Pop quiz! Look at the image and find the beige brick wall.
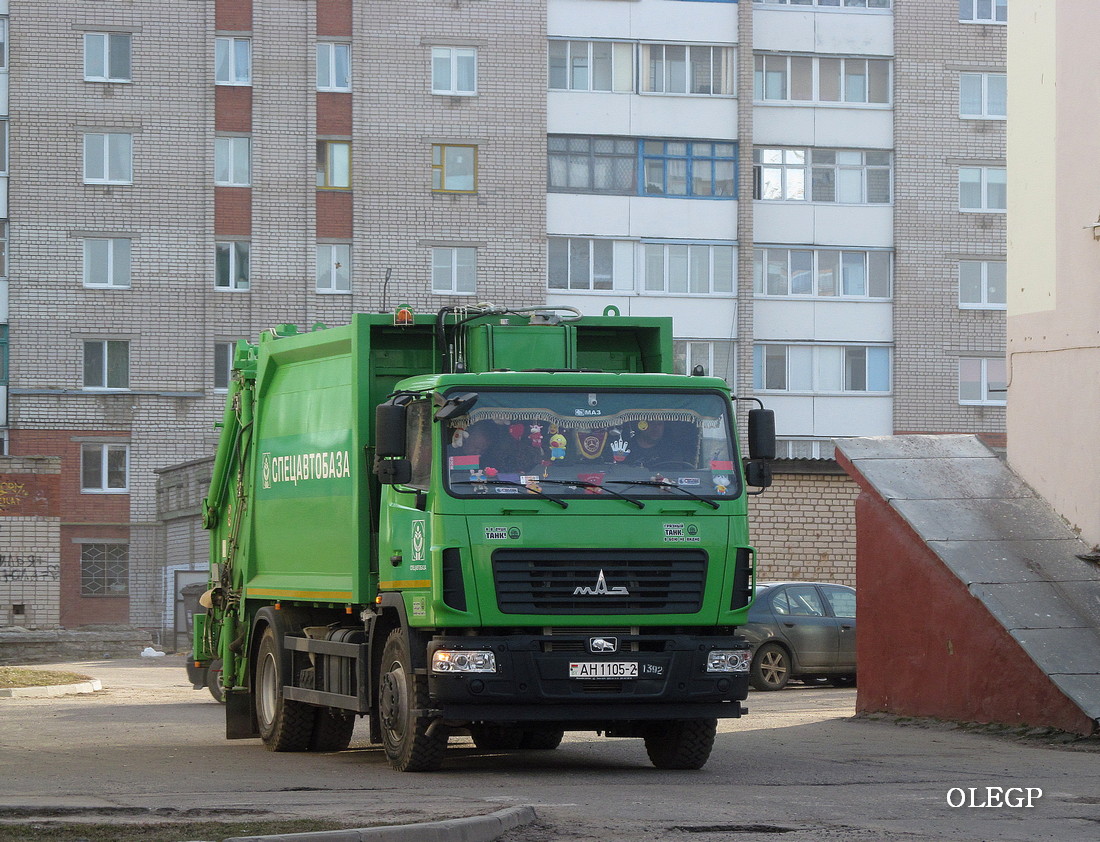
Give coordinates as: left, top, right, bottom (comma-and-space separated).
748, 467, 858, 588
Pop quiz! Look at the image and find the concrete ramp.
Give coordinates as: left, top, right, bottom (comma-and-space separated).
836, 435, 1100, 736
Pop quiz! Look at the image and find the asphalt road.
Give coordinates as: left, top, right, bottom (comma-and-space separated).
1, 655, 1098, 841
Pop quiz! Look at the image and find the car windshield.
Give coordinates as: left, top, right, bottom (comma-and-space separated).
443, 388, 741, 499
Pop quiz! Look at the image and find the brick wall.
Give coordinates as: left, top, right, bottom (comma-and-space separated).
748, 464, 859, 588
0, 457, 62, 629
892, 0, 1007, 434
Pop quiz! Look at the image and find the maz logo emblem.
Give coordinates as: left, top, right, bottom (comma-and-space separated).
573, 569, 629, 596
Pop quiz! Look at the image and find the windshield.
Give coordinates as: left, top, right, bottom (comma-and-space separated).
443, 389, 741, 500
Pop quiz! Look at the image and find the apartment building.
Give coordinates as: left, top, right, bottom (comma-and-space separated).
0, 0, 1006, 634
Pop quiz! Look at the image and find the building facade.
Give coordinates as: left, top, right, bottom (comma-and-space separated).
0, 0, 1006, 635
1007, 0, 1100, 545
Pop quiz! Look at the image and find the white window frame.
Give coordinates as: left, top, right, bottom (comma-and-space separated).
84, 32, 132, 83
643, 242, 736, 295
83, 133, 133, 185
958, 260, 1006, 309
214, 342, 235, 391
754, 247, 892, 299
0, 222, 8, 279
0, 121, 8, 176
215, 36, 251, 86
548, 237, 634, 292
215, 241, 250, 291
753, 53, 890, 105
960, 72, 1006, 119
754, 343, 891, 394
83, 340, 130, 391
317, 42, 351, 92
549, 40, 634, 93
317, 140, 351, 189
80, 444, 130, 493
755, 0, 891, 8
0, 20, 8, 71
959, 357, 1007, 405
83, 238, 132, 289
959, 166, 1006, 212
775, 438, 838, 460
431, 247, 476, 295
640, 44, 736, 97
432, 46, 477, 96
316, 244, 351, 294
959, 0, 1007, 24
674, 339, 737, 387
754, 147, 891, 204
214, 136, 251, 187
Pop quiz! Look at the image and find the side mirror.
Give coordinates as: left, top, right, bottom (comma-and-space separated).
748, 408, 776, 461
745, 460, 773, 489
375, 402, 408, 458
375, 458, 412, 486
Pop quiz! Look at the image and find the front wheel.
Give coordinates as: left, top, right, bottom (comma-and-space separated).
750, 643, 791, 691
378, 629, 446, 772
643, 719, 717, 770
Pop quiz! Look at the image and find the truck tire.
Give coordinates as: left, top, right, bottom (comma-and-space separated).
378, 629, 445, 772
469, 724, 525, 750
255, 626, 315, 751
207, 659, 225, 703
311, 708, 356, 752
520, 729, 565, 750
643, 719, 717, 770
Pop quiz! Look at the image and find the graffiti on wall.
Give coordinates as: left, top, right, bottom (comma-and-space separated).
0, 482, 31, 512
0, 555, 60, 582
0, 474, 58, 517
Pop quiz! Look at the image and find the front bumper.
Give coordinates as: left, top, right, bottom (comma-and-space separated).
427, 633, 749, 723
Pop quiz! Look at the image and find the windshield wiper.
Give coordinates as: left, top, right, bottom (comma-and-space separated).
452, 480, 568, 508
605, 479, 721, 509
535, 479, 645, 509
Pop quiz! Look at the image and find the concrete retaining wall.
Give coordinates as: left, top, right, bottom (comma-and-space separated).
0, 627, 153, 665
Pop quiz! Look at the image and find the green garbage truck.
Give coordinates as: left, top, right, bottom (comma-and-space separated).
189, 304, 775, 771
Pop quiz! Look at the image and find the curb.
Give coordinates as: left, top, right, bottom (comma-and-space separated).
0, 679, 102, 698
223, 805, 538, 842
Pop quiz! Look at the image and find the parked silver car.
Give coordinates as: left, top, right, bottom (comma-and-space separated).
740, 582, 857, 691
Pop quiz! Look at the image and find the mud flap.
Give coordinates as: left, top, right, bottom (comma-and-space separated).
225, 689, 259, 739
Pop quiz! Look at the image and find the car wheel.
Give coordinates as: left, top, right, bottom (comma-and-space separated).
750, 643, 791, 691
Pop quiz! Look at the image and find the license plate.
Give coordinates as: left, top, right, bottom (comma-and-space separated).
569, 661, 638, 679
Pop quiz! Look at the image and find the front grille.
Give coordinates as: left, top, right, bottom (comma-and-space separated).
492, 549, 707, 615
542, 627, 638, 653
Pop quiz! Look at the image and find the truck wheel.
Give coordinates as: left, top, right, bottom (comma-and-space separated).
378, 629, 445, 772
311, 709, 356, 752
643, 719, 717, 770
255, 626, 315, 751
469, 724, 525, 750
520, 729, 564, 750
207, 659, 225, 703
750, 643, 791, 691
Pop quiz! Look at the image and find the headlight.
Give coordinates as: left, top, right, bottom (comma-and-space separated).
706, 650, 751, 673
431, 650, 497, 673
